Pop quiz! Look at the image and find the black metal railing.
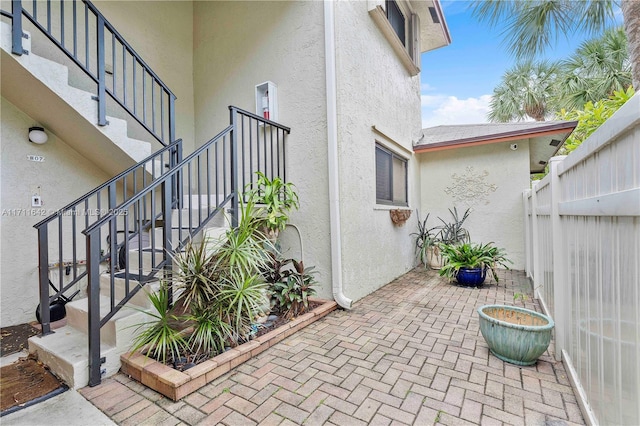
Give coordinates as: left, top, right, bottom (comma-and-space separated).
33, 140, 182, 335
81, 106, 289, 386
1, 0, 176, 145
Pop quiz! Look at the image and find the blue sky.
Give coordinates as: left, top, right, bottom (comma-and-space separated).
420, 0, 622, 128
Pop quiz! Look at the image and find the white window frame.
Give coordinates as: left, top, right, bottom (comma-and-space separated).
375, 142, 409, 207
369, 0, 421, 75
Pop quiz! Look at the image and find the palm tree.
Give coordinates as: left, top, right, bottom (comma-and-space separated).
622, 1, 640, 88
555, 27, 632, 110
488, 60, 559, 122
470, 0, 640, 90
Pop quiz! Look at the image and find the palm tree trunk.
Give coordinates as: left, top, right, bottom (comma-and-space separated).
622, 0, 640, 90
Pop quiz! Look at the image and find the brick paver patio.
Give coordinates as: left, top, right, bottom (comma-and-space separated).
80, 268, 585, 425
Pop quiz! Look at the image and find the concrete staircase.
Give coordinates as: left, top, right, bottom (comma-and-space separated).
0, 21, 153, 176
28, 199, 231, 389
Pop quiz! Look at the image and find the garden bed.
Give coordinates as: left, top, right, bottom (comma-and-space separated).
120, 298, 337, 400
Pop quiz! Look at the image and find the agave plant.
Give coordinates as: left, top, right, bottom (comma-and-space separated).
438, 242, 512, 283
129, 283, 187, 364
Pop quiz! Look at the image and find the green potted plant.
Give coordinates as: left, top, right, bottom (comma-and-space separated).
246, 172, 299, 241
412, 208, 471, 269
438, 242, 512, 286
412, 212, 441, 269
437, 207, 471, 246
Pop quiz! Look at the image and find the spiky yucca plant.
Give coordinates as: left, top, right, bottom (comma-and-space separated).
172, 239, 219, 311
129, 283, 187, 364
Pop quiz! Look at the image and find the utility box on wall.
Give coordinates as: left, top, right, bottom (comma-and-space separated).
255, 81, 278, 122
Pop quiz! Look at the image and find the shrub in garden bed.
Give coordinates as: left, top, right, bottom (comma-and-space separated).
128, 176, 321, 373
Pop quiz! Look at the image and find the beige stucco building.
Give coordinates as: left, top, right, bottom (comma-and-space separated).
415, 121, 577, 270
1, 0, 451, 327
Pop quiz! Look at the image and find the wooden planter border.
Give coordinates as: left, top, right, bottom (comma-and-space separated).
120, 298, 338, 400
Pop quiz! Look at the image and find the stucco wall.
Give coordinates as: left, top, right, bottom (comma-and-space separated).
193, 1, 333, 298
94, 0, 195, 154
1, 97, 110, 326
417, 141, 531, 270
25, 1, 196, 153
333, 1, 423, 301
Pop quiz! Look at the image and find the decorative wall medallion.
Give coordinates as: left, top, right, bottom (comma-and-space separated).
444, 167, 497, 207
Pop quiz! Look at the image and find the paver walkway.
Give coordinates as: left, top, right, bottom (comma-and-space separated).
80, 268, 585, 425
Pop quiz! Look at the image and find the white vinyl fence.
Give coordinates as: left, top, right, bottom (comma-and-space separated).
523, 94, 640, 426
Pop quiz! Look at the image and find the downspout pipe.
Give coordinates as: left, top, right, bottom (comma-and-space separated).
324, 0, 352, 309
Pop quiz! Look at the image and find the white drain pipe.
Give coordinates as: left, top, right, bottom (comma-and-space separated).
324, 0, 352, 309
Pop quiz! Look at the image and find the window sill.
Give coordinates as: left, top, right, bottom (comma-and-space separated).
369, 6, 420, 77
374, 204, 411, 211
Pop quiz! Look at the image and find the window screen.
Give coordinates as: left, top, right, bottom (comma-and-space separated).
376, 144, 407, 206
386, 0, 406, 46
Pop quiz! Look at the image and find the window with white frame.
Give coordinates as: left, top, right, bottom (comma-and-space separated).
386, 0, 406, 46
370, 0, 421, 75
375, 143, 408, 206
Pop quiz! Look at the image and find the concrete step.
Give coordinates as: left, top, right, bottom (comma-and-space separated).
126, 246, 165, 276
171, 195, 230, 228
28, 326, 118, 389
99, 273, 161, 309
65, 295, 152, 349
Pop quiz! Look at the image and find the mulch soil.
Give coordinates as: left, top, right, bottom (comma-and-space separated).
0, 354, 66, 414
0, 324, 40, 357
164, 302, 323, 371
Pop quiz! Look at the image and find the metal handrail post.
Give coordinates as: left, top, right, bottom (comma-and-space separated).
11, 0, 23, 55
161, 181, 173, 304
96, 14, 107, 126
169, 95, 176, 146
87, 229, 102, 386
230, 107, 239, 227
37, 224, 52, 335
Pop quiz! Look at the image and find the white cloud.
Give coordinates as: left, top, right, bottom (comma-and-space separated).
420, 82, 435, 92
422, 94, 492, 128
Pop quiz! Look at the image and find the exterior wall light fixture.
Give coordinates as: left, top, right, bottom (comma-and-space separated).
28, 127, 48, 144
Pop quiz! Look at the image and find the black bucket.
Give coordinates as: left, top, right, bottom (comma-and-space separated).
35, 279, 79, 324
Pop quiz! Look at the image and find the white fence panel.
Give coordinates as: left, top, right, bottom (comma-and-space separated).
524, 93, 640, 425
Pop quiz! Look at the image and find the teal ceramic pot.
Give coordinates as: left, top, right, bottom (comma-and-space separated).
478, 305, 554, 366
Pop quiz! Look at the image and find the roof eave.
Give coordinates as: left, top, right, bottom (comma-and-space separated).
414, 121, 578, 154
415, 0, 451, 53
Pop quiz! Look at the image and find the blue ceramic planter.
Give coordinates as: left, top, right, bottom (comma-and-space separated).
478, 305, 554, 366
456, 267, 487, 286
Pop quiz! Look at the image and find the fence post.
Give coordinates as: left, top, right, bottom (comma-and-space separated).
230, 107, 239, 228
96, 15, 107, 126
549, 156, 567, 361
523, 190, 532, 279
87, 229, 102, 386
11, 0, 24, 55
530, 180, 541, 295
